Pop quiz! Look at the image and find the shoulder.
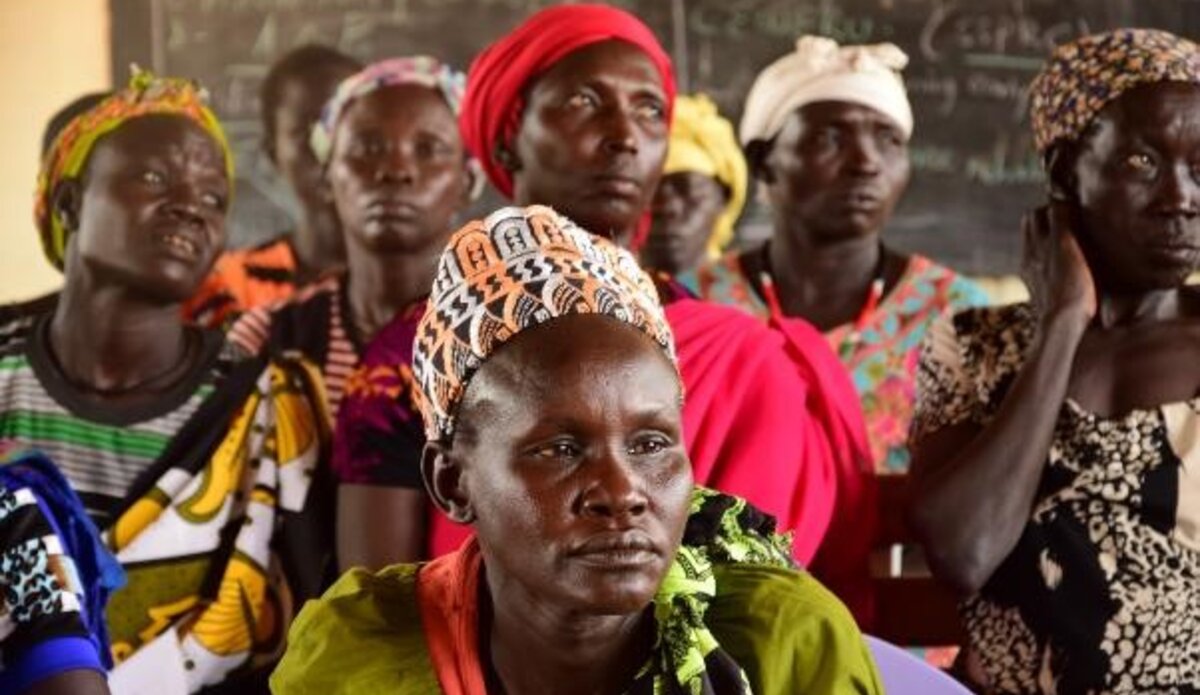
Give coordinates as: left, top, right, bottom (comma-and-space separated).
0, 315, 37, 359
686, 250, 770, 319
907, 255, 990, 310
708, 564, 883, 695
271, 564, 438, 694
227, 277, 338, 358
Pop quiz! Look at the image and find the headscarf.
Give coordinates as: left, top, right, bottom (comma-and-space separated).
663, 94, 747, 259
413, 204, 676, 441
35, 68, 232, 271
310, 56, 468, 165
1028, 28, 1200, 155
739, 35, 912, 145
459, 3, 676, 199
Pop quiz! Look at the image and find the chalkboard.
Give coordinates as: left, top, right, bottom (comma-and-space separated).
111, 0, 1200, 274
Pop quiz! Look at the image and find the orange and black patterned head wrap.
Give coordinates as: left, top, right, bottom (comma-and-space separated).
412, 205, 676, 441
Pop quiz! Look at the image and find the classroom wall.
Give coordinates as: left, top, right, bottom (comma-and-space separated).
0, 0, 111, 303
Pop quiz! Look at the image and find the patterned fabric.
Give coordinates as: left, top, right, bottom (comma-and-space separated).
663, 94, 747, 259
0, 316, 220, 524
311, 56, 467, 165
272, 489, 886, 695
0, 448, 119, 693
414, 205, 676, 441
183, 236, 301, 328
686, 253, 987, 473
739, 35, 912, 145
227, 273, 360, 419
0, 318, 334, 692
1028, 29, 1200, 154
35, 67, 233, 270
459, 3, 676, 199
911, 303, 1200, 693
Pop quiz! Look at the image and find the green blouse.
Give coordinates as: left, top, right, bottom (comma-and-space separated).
271, 561, 882, 694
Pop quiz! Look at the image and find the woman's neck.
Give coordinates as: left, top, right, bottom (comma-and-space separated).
342, 240, 439, 345
1095, 286, 1190, 329
484, 574, 654, 695
48, 274, 191, 396
766, 226, 895, 330
290, 208, 346, 282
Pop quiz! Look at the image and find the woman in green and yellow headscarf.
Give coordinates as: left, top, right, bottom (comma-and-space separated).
5, 68, 333, 693
644, 94, 747, 276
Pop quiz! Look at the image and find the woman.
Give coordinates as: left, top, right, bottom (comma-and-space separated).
643, 94, 747, 276
2, 71, 330, 693
0, 446, 122, 695
271, 205, 882, 694
337, 4, 875, 622
688, 36, 987, 474
228, 57, 475, 571
909, 29, 1200, 692
184, 45, 362, 326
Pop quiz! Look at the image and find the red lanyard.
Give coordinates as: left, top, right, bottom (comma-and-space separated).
760, 271, 884, 359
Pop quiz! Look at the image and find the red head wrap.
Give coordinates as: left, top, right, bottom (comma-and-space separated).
460, 3, 676, 202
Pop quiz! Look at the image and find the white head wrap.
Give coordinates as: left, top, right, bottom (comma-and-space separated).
739, 36, 913, 145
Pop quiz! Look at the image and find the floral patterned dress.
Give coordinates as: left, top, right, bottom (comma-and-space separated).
687, 253, 988, 473
911, 303, 1200, 693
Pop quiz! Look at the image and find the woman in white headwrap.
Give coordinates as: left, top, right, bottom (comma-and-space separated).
688, 36, 987, 475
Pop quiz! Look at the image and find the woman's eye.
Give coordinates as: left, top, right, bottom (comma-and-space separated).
200, 192, 224, 210
532, 441, 581, 460
141, 170, 165, 186
636, 101, 666, 121
629, 435, 671, 457
1126, 153, 1156, 172
566, 92, 598, 109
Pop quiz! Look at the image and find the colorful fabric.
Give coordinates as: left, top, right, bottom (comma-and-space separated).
183, 236, 301, 328
739, 36, 912, 145
664, 94, 747, 260
271, 488, 883, 695
0, 317, 334, 692
311, 56, 468, 165
35, 68, 233, 271
0, 448, 122, 694
413, 205, 676, 441
459, 3, 676, 199
912, 304, 1200, 693
1028, 29, 1200, 154
686, 253, 988, 473
227, 274, 360, 419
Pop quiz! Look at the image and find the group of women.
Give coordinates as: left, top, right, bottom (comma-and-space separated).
0, 4, 1197, 694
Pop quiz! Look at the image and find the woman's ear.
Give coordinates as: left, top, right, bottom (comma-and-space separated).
743, 139, 776, 185
421, 441, 475, 524
1045, 143, 1078, 204
493, 142, 521, 174
52, 178, 83, 233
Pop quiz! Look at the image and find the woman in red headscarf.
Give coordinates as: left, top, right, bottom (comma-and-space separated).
335, 4, 876, 623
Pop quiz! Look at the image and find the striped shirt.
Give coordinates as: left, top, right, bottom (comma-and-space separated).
228, 275, 360, 417
0, 316, 233, 526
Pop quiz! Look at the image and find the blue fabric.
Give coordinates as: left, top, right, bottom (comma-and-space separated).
0, 449, 125, 669
0, 636, 106, 694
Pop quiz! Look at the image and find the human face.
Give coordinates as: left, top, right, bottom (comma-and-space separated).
511, 41, 669, 244
446, 315, 691, 615
327, 84, 469, 255
268, 65, 356, 214
646, 171, 727, 274
760, 101, 909, 243
66, 114, 229, 302
1070, 82, 1200, 291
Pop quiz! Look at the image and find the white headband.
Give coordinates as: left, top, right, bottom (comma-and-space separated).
739, 35, 913, 145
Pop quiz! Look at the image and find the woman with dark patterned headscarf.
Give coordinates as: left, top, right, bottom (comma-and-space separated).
272, 205, 882, 694
910, 29, 1200, 693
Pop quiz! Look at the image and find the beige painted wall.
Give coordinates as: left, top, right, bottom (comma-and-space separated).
0, 0, 110, 302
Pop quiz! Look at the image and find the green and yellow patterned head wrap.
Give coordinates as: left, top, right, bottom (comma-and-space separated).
34, 68, 234, 271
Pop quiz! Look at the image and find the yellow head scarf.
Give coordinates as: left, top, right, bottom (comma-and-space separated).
663, 94, 747, 260
34, 68, 233, 271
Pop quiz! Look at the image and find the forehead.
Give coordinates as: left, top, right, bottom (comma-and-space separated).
1086, 82, 1200, 146
87, 114, 225, 173
337, 83, 455, 133
530, 40, 664, 96
277, 64, 357, 112
794, 100, 903, 131
458, 316, 679, 422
